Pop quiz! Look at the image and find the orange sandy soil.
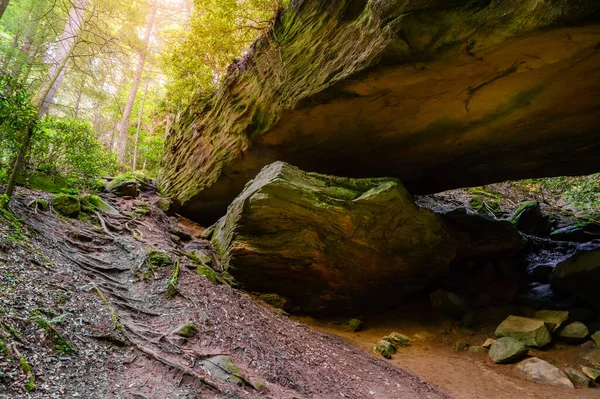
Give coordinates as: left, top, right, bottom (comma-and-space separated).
296, 305, 600, 399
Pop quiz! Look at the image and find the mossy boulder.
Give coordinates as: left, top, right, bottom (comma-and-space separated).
582, 367, 600, 383
533, 310, 569, 332
51, 194, 80, 218
511, 202, 555, 236
107, 176, 138, 197
551, 222, 600, 243
565, 367, 594, 388
146, 250, 173, 268
488, 337, 528, 364
199, 356, 244, 386
80, 194, 119, 215
385, 332, 411, 348
557, 322, 589, 342
373, 340, 396, 359
210, 162, 457, 314
36, 199, 49, 211
174, 322, 198, 338
495, 315, 551, 348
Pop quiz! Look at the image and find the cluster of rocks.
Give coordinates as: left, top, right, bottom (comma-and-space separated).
372, 333, 412, 359
472, 311, 600, 389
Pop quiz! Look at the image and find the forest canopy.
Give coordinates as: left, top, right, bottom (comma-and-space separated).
0, 0, 285, 199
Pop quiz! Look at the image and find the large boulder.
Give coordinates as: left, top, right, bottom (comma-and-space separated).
551, 242, 600, 306
515, 358, 574, 389
158, 0, 600, 224
557, 322, 589, 342
533, 310, 569, 332
495, 316, 551, 348
510, 202, 555, 236
488, 337, 528, 364
210, 162, 457, 314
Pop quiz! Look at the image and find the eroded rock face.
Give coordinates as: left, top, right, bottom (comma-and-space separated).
159, 0, 600, 223
210, 162, 456, 314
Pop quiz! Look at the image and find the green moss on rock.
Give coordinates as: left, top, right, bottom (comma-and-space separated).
51, 194, 80, 218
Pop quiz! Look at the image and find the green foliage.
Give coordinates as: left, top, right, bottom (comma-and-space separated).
30, 117, 117, 190
0, 75, 36, 172
0, 198, 24, 242
519, 174, 600, 219
162, 0, 288, 108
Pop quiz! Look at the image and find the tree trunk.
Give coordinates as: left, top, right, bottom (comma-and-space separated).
74, 73, 87, 118
116, 0, 158, 164
0, 0, 10, 21
36, 0, 89, 114
4, 0, 89, 202
132, 79, 150, 171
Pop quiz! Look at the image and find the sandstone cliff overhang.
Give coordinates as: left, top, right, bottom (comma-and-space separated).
159, 0, 600, 224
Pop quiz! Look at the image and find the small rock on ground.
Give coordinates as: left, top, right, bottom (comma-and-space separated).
515, 357, 574, 389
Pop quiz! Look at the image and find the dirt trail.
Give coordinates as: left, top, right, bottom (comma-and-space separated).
0, 188, 451, 399
298, 307, 600, 399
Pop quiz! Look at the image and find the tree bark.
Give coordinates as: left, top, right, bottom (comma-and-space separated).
116, 0, 158, 164
0, 0, 10, 21
132, 79, 150, 171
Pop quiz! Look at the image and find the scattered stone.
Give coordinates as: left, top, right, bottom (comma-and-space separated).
51, 194, 80, 218
373, 340, 396, 359
155, 197, 179, 215
453, 340, 469, 352
565, 367, 594, 387
107, 179, 138, 197
585, 349, 600, 368
511, 201, 554, 236
348, 319, 363, 332
199, 356, 244, 386
551, 241, 600, 307
533, 310, 569, 332
557, 322, 589, 342
488, 337, 528, 364
210, 162, 457, 314
36, 199, 49, 211
174, 322, 198, 338
134, 207, 150, 216
430, 289, 468, 318
515, 357, 574, 389
385, 333, 411, 347
80, 194, 119, 215
468, 346, 488, 356
170, 234, 181, 243
482, 338, 495, 349
495, 315, 551, 348
582, 366, 600, 383
592, 331, 600, 347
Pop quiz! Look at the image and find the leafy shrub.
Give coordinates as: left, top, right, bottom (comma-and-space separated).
28, 117, 117, 190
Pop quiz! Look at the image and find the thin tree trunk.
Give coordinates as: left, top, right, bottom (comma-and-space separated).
74, 73, 87, 117
5, 0, 88, 202
132, 79, 150, 171
37, 0, 88, 114
0, 0, 10, 22
116, 0, 158, 164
